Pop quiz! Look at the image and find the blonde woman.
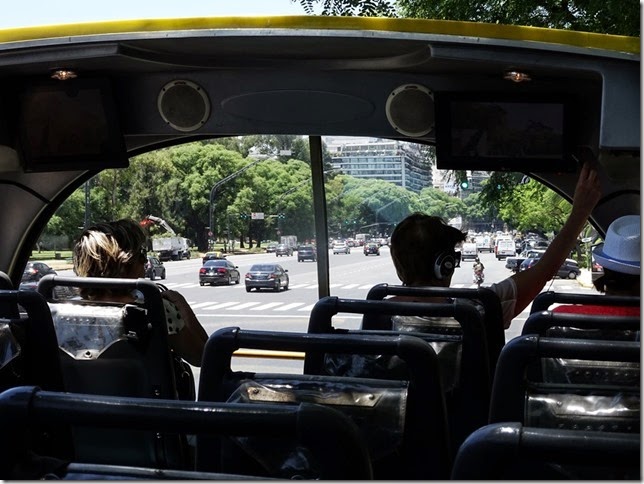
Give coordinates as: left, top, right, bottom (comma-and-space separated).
73, 219, 208, 366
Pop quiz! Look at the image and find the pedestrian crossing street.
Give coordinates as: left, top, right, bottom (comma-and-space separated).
165, 281, 580, 314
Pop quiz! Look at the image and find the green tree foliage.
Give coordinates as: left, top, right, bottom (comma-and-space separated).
295, 0, 638, 36
498, 179, 571, 232
397, 0, 639, 36
295, 0, 396, 16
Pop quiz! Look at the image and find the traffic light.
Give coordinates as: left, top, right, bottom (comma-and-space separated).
460, 180, 469, 189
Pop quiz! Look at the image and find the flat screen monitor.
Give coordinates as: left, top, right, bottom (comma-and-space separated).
18, 78, 129, 172
435, 92, 575, 172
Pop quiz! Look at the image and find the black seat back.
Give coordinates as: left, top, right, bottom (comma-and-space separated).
0, 290, 72, 460
490, 335, 640, 434
0, 386, 372, 480
198, 327, 449, 479
365, 283, 505, 371
523, 310, 640, 341
452, 422, 640, 480
37, 275, 185, 469
531, 290, 640, 314
306, 295, 491, 454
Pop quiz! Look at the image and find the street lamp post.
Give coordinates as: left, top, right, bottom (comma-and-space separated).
208, 158, 264, 247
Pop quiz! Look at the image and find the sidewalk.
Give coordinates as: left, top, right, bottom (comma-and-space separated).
42, 259, 74, 271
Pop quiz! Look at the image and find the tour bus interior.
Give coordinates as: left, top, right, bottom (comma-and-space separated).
0, 17, 638, 480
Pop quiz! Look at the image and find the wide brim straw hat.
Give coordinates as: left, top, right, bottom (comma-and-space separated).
592, 215, 640, 275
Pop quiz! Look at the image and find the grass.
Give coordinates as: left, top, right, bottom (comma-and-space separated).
30, 250, 73, 261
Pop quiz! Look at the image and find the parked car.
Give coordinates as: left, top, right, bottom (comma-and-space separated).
19, 261, 57, 290
505, 249, 547, 273
298, 245, 316, 262
519, 257, 581, 279
144, 256, 166, 280
265, 243, 278, 253
199, 259, 240, 286
332, 242, 350, 254
202, 251, 226, 263
363, 243, 380, 256
245, 263, 289, 292
275, 244, 293, 257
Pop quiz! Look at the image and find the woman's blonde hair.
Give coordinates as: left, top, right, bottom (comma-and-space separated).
74, 219, 147, 297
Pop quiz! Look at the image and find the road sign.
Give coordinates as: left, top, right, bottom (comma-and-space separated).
251, 212, 265, 220
208, 231, 213, 237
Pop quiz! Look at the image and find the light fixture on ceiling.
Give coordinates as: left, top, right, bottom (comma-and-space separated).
50, 69, 78, 81
503, 70, 531, 83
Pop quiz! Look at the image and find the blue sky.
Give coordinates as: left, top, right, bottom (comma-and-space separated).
0, 0, 308, 28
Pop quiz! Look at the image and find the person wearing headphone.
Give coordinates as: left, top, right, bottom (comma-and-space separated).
389, 161, 602, 330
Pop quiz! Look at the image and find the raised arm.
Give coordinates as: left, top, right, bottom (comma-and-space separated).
509, 160, 602, 318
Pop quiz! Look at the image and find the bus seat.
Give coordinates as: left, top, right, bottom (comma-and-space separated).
0, 290, 72, 461
0, 271, 19, 318
37, 275, 188, 469
306, 295, 491, 455
365, 283, 505, 371
522, 310, 640, 341
490, 335, 640, 434
0, 386, 370, 480
530, 290, 640, 314
198, 327, 450, 480
451, 422, 640, 480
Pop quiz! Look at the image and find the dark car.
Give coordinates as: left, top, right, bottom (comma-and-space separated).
245, 264, 289, 292
520, 257, 581, 279
298, 245, 316, 262
363, 243, 380, 256
199, 259, 240, 286
275, 244, 293, 257
145, 256, 166, 280
19, 261, 57, 290
505, 249, 546, 273
202, 251, 226, 264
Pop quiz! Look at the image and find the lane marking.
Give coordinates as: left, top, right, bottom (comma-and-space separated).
251, 302, 283, 311
202, 301, 240, 310
191, 301, 218, 309
225, 302, 262, 310
274, 303, 306, 311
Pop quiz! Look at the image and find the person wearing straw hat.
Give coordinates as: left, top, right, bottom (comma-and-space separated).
555, 214, 640, 315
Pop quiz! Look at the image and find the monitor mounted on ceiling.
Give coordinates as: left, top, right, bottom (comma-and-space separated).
17, 78, 129, 172
434, 92, 576, 173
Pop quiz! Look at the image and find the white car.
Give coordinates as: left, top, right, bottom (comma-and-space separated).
332, 243, 350, 254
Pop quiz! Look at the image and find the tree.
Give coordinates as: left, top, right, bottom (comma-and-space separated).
397, 0, 639, 36
295, 0, 639, 36
295, 0, 396, 16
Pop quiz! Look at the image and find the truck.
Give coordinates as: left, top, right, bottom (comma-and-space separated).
141, 215, 191, 261
152, 236, 191, 261
354, 233, 370, 246
475, 235, 493, 253
280, 235, 298, 250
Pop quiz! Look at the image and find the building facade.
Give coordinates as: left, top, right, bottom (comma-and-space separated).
328, 138, 432, 193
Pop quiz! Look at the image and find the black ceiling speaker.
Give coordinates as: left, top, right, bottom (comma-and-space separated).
385, 83, 434, 137
157, 80, 210, 132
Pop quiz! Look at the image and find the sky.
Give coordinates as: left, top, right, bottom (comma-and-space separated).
0, 0, 308, 29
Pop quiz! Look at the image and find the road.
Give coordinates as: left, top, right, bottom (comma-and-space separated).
61, 246, 596, 382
